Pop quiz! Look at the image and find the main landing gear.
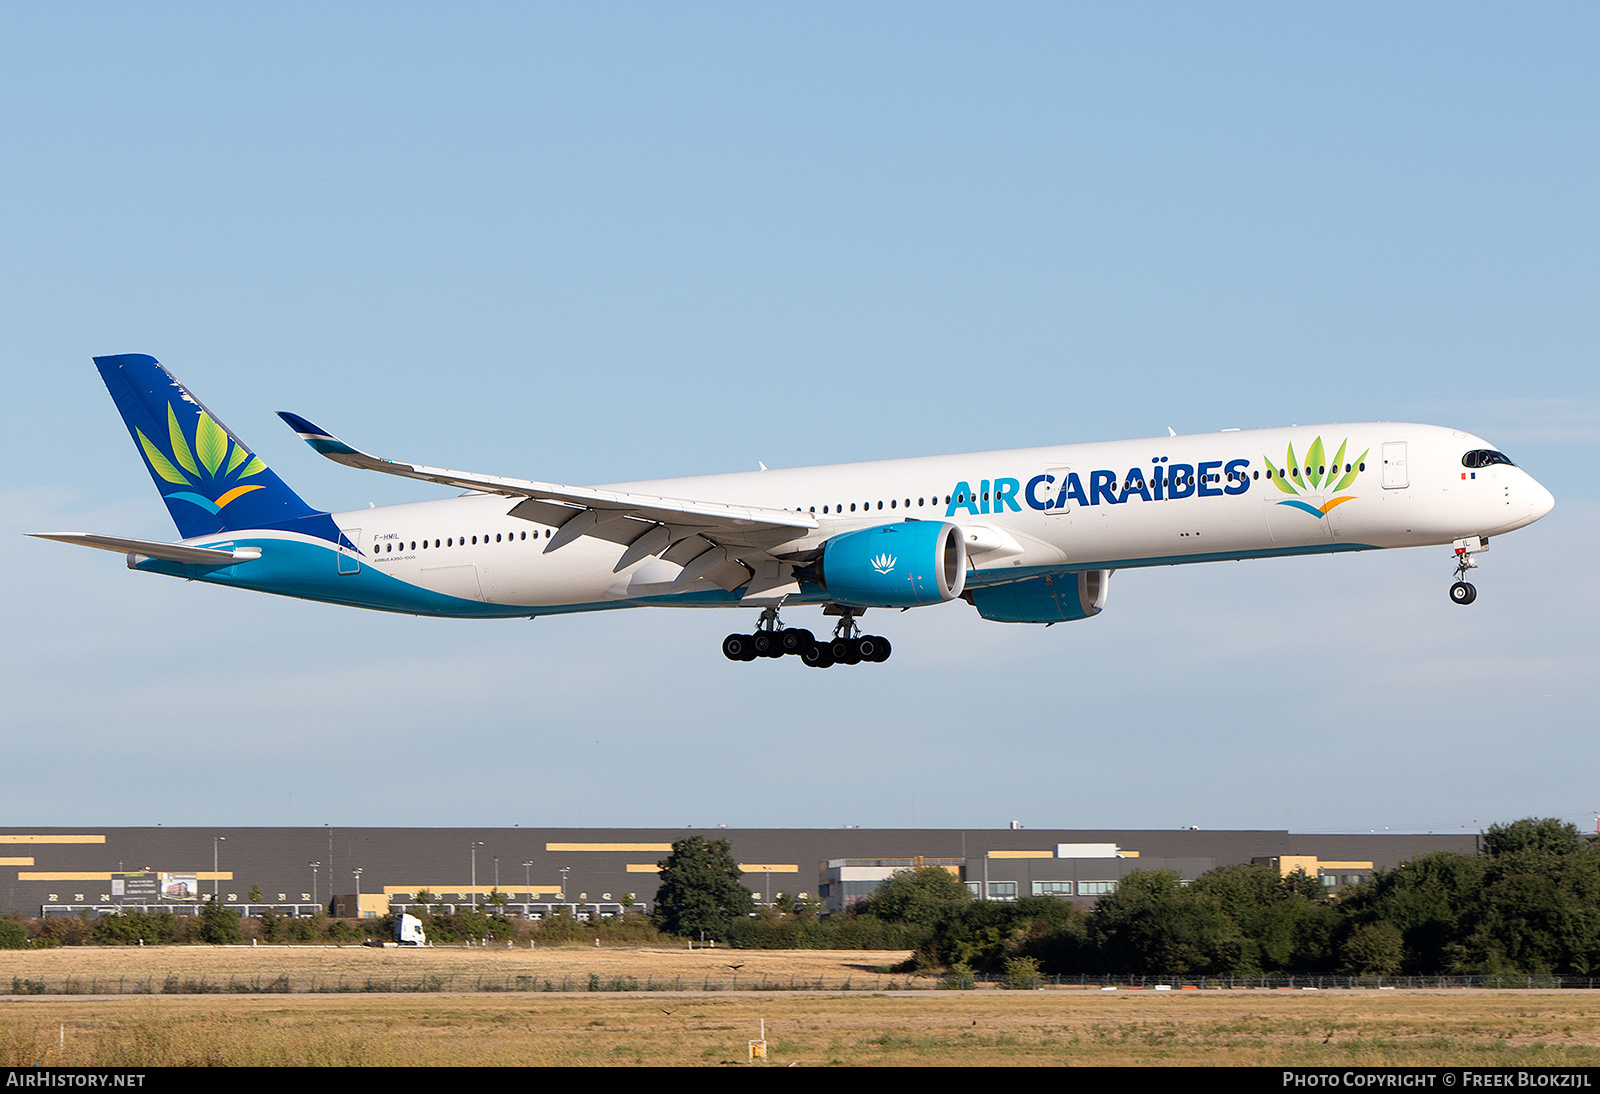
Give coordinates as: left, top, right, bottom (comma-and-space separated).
1449, 536, 1488, 606
721, 606, 891, 668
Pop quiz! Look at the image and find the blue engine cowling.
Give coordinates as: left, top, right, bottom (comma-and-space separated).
817, 521, 967, 608
969, 569, 1112, 623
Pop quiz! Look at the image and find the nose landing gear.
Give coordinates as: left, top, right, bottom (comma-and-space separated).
1449, 536, 1488, 605
720, 605, 892, 667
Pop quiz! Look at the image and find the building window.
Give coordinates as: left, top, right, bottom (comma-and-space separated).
1077, 881, 1118, 896
986, 881, 1017, 901
1031, 880, 1073, 896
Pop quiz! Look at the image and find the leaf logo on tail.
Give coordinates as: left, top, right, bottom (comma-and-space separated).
1263, 436, 1368, 518
136, 404, 268, 514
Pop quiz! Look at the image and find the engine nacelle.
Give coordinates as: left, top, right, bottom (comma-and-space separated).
815, 521, 967, 608
969, 569, 1112, 623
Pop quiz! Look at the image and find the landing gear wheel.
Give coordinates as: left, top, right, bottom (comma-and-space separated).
779, 628, 815, 656
1449, 581, 1477, 605
801, 642, 834, 668
752, 631, 783, 658
831, 637, 863, 665
856, 635, 892, 663
722, 634, 757, 661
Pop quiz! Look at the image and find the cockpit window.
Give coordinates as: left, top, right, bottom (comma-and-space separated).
1462, 449, 1515, 469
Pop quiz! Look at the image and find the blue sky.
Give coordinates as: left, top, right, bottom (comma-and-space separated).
4, 4, 1596, 836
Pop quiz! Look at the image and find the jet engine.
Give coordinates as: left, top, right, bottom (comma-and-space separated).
969, 569, 1112, 623
810, 521, 967, 608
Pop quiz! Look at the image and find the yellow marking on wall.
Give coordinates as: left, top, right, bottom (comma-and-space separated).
988, 850, 1052, 859
546, 843, 673, 852
1263, 855, 1321, 877
22, 871, 232, 882
1317, 861, 1374, 871
737, 864, 799, 873
626, 863, 663, 873
0, 858, 35, 867
382, 885, 562, 896
0, 835, 105, 844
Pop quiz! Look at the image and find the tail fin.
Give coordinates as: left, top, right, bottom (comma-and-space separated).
94, 354, 331, 540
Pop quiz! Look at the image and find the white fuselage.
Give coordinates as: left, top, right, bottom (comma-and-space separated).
286, 421, 1552, 616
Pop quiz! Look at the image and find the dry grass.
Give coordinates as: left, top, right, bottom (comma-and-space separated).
3, 948, 1600, 1066
0, 943, 906, 992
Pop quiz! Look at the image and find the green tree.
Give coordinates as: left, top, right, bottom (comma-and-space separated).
1340, 921, 1404, 975
1340, 851, 1487, 973
651, 837, 754, 941
857, 866, 971, 926
199, 896, 243, 945
1087, 870, 1245, 974
247, 884, 263, 902
1468, 819, 1600, 974
0, 916, 28, 949
911, 895, 1083, 973
1188, 863, 1338, 973
1483, 818, 1584, 859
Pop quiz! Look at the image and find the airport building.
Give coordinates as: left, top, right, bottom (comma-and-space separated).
0, 826, 1480, 920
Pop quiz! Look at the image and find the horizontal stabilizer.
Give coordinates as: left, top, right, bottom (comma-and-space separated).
27, 532, 260, 566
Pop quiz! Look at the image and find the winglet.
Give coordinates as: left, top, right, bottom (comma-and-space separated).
277, 412, 363, 458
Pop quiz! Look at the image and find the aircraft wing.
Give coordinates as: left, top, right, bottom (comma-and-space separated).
277, 413, 818, 564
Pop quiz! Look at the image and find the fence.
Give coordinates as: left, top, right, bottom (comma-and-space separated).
7, 971, 1599, 996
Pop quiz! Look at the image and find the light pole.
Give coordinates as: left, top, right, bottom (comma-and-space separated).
470, 842, 484, 907
559, 866, 570, 912
523, 861, 534, 902
493, 857, 499, 896
212, 836, 226, 899
352, 868, 362, 916
309, 861, 321, 908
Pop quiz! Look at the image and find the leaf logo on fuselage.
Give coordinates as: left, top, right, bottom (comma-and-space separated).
1264, 437, 1368, 518
136, 403, 268, 514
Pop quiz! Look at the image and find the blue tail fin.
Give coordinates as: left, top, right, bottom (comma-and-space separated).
94, 354, 338, 542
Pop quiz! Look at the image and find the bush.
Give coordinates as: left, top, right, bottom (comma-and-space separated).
0, 917, 28, 949
1004, 956, 1042, 990
198, 898, 242, 945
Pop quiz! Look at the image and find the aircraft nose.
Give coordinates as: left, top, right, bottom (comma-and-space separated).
1528, 475, 1555, 521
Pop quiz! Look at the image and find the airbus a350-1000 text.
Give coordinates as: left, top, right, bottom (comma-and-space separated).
32, 355, 1555, 666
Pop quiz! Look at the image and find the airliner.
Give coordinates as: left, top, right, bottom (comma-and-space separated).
31, 354, 1555, 667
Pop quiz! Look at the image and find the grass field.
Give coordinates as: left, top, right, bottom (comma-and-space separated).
0, 943, 911, 993
4, 947, 1600, 1066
